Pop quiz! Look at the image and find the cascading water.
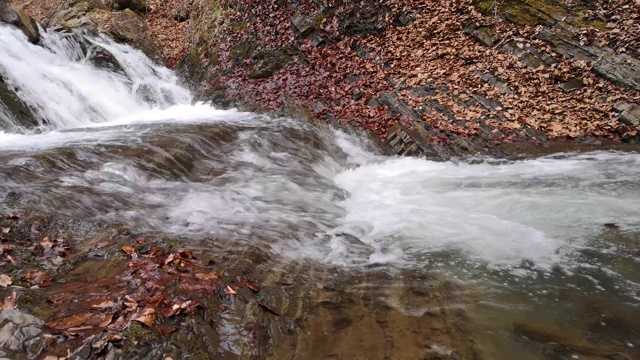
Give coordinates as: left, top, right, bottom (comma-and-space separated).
1, 25, 639, 358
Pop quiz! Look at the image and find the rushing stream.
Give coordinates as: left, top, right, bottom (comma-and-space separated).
1, 26, 639, 358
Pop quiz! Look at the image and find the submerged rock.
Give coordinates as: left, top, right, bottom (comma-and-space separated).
0, 5, 40, 44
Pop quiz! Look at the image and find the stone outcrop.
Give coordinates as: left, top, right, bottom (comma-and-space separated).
38, 0, 161, 62
0, 4, 40, 43
177, 0, 640, 158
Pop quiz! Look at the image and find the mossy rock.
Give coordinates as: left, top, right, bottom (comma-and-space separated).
472, 0, 606, 28
248, 50, 291, 79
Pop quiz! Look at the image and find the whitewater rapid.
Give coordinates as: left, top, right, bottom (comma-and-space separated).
1, 25, 640, 281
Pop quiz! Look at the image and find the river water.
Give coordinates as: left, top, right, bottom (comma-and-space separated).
1, 26, 639, 358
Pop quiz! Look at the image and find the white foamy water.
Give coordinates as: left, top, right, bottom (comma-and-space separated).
1, 25, 640, 278
323, 151, 640, 269
0, 26, 194, 130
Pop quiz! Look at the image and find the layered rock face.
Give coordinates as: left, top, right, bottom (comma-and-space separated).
177, 0, 640, 158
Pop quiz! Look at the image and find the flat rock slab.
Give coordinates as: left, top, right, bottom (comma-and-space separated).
617, 103, 640, 126
0, 309, 46, 357
594, 53, 640, 92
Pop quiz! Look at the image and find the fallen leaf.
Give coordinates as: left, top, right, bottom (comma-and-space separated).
0, 274, 11, 287
132, 307, 156, 327
0, 291, 16, 310
40, 237, 54, 253
25, 270, 52, 287
122, 246, 135, 255
1, 228, 10, 234
156, 325, 176, 336
96, 241, 109, 249
48, 312, 93, 330
224, 285, 237, 295
91, 300, 117, 310
195, 272, 219, 281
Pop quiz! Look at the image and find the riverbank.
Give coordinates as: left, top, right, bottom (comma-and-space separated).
1, 1, 640, 359
0, 211, 480, 359
7, 0, 640, 159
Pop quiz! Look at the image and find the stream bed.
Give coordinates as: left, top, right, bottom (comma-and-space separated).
1, 26, 639, 359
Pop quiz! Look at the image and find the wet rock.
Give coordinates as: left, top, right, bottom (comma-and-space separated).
109, 9, 160, 61
70, 332, 123, 360
256, 286, 289, 316
105, 0, 150, 14
87, 45, 127, 76
0, 309, 46, 357
0, 5, 40, 44
352, 87, 363, 101
0, 76, 40, 128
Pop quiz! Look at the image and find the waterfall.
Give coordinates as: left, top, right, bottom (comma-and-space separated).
0, 25, 192, 130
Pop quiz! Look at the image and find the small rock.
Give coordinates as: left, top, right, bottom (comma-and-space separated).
311, 33, 325, 47
618, 103, 640, 126
291, 14, 315, 38
352, 87, 363, 101
464, 23, 499, 47
559, 77, 586, 92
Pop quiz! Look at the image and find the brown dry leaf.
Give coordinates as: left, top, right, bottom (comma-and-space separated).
25, 270, 52, 287
40, 237, 54, 253
195, 272, 218, 281
91, 300, 117, 310
224, 285, 237, 295
0, 274, 12, 287
0, 291, 16, 310
132, 307, 156, 327
96, 241, 109, 249
122, 246, 135, 255
1, 227, 10, 234
156, 325, 176, 336
48, 312, 93, 330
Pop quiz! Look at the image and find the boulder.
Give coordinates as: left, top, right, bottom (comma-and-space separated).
109, 9, 160, 61
0, 76, 40, 128
0, 309, 46, 357
87, 45, 128, 76
0, 5, 40, 44
104, 0, 150, 14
